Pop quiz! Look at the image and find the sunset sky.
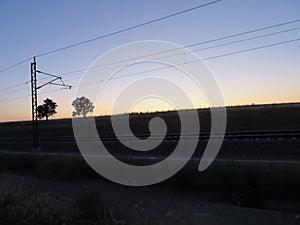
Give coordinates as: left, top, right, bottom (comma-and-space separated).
0, 0, 299, 122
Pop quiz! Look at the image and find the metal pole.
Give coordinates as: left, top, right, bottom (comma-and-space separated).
31, 57, 39, 150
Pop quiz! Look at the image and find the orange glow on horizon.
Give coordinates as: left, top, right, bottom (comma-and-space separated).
1, 98, 299, 123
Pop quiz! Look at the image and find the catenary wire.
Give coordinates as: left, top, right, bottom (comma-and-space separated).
58, 24, 300, 77
0, 1, 221, 73
1, 37, 299, 102
53, 27, 300, 81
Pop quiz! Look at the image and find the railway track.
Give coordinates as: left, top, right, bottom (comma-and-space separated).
0, 149, 300, 165
0, 130, 299, 163
0, 129, 299, 142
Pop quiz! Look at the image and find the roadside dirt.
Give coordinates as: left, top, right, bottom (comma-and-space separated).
1, 173, 299, 225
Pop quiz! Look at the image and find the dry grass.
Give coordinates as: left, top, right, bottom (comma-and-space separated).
0, 181, 125, 225
0, 151, 299, 212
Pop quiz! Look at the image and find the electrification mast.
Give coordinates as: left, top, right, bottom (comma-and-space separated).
30, 58, 71, 150
31, 57, 39, 150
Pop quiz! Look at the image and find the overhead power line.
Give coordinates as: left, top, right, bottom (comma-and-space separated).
34, 0, 221, 58
36, 70, 72, 90
1, 21, 299, 96
0, 81, 30, 93
0, 23, 292, 96
191, 27, 300, 51
1, 37, 299, 104
0, 0, 221, 74
71, 37, 300, 88
185, 19, 300, 48
0, 88, 72, 103
0, 94, 31, 103
0, 57, 32, 73
0, 75, 69, 98
0, 86, 29, 96
58, 22, 300, 77
201, 37, 300, 60
57, 26, 300, 78
1, 15, 299, 76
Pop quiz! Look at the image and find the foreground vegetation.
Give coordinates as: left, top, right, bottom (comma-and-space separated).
0, 103, 299, 216
0, 181, 124, 225
0, 152, 299, 213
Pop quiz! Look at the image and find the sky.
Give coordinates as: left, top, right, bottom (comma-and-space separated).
0, 0, 299, 121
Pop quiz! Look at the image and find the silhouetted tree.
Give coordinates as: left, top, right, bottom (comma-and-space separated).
37, 98, 58, 120
72, 96, 94, 118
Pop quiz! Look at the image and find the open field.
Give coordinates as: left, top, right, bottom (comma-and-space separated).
0, 103, 300, 224
0, 102, 299, 138
0, 103, 299, 161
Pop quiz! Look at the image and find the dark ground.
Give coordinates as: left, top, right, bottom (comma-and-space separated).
0, 102, 299, 138
1, 173, 299, 225
0, 103, 299, 224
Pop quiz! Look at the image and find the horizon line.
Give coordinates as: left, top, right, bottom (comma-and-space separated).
1, 101, 299, 124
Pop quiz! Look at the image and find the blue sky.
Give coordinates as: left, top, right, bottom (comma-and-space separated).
0, 0, 300, 121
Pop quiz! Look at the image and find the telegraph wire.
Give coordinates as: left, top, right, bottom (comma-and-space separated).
0, 74, 73, 97
185, 19, 300, 48
201, 38, 300, 60
34, 0, 221, 58
128, 27, 300, 68
70, 37, 300, 88
1, 24, 300, 101
1, 37, 299, 103
0, 81, 30, 93
0, 1, 221, 73
0, 57, 32, 73
191, 27, 300, 52
0, 86, 29, 96
0, 87, 73, 103
0, 15, 299, 75
0, 94, 31, 103
58, 23, 300, 77
56, 26, 300, 79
